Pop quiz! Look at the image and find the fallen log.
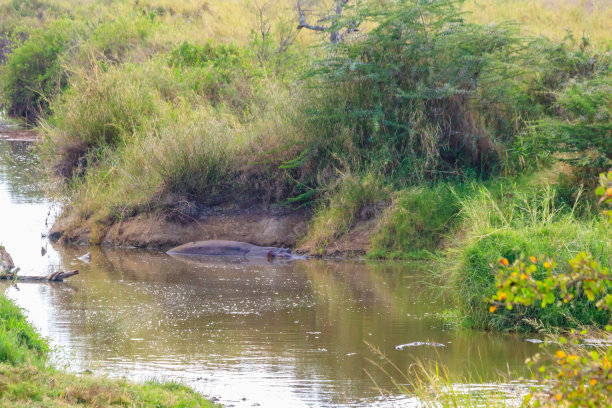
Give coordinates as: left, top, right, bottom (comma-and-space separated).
0, 270, 79, 282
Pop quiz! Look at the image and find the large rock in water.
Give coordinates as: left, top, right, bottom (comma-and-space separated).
167, 240, 306, 260
0, 246, 15, 272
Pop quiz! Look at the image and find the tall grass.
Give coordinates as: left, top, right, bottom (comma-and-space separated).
303, 172, 390, 253
448, 180, 612, 331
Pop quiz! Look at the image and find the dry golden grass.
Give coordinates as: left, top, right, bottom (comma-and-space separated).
463, 0, 612, 47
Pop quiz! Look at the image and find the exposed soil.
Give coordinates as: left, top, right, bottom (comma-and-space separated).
0, 127, 39, 142
49, 206, 379, 257
50, 208, 310, 250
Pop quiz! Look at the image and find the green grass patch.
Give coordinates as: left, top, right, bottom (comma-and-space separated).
0, 293, 217, 406
448, 181, 612, 331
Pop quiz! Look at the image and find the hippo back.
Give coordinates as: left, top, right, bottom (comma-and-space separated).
167, 240, 256, 256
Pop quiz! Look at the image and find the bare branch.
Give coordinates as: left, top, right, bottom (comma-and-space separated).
296, 0, 327, 32
296, 0, 358, 44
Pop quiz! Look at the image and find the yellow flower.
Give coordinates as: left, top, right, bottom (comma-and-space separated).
498, 292, 507, 301
556, 350, 566, 359
489, 305, 497, 313
500, 258, 509, 266
555, 394, 562, 401
590, 379, 598, 386
544, 262, 552, 269
520, 273, 528, 281
529, 256, 537, 263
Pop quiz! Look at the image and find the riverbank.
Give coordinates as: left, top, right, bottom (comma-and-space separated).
1, 0, 611, 335
0, 292, 218, 407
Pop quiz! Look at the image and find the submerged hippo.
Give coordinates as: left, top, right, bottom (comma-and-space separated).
166, 240, 307, 260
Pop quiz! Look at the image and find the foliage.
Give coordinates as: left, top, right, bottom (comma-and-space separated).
532, 73, 612, 175
168, 40, 263, 107
0, 19, 77, 121
308, 0, 520, 184
488, 179, 612, 406
490, 253, 612, 317
491, 254, 612, 406
450, 178, 612, 331
596, 170, 612, 220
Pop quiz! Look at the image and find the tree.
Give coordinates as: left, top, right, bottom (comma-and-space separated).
295, 0, 358, 44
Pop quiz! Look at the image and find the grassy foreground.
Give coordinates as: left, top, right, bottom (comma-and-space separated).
0, 293, 217, 407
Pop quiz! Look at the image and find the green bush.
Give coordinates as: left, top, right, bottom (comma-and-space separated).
535, 74, 612, 175
168, 40, 263, 109
0, 19, 77, 121
307, 0, 520, 184
84, 13, 158, 64
455, 215, 612, 331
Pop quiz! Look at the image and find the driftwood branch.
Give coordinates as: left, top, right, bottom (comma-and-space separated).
0, 270, 79, 282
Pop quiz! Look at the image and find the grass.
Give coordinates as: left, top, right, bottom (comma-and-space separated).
463, 0, 612, 48
446, 178, 612, 331
0, 292, 218, 407
365, 342, 523, 407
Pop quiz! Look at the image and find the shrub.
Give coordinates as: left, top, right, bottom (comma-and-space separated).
84, 13, 158, 64
168, 40, 263, 109
490, 176, 612, 405
457, 220, 611, 331
307, 0, 520, 184
535, 74, 612, 175
450, 180, 612, 331
0, 19, 77, 121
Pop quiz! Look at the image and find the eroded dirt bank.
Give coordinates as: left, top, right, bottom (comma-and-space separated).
50, 208, 310, 250
0, 126, 39, 141
49, 208, 377, 256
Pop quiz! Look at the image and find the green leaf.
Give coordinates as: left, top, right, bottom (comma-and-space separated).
544, 292, 555, 305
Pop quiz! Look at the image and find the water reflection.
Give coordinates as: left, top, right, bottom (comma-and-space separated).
0, 138, 539, 408
0, 140, 61, 275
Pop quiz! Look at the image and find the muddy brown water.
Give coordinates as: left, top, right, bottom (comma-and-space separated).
0, 138, 540, 407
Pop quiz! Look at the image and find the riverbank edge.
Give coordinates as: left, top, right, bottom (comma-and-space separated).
0, 292, 219, 407
48, 208, 377, 257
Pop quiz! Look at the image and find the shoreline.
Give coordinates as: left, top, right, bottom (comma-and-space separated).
0, 127, 40, 142
49, 208, 377, 258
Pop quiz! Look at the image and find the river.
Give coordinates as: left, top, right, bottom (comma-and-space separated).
0, 137, 540, 407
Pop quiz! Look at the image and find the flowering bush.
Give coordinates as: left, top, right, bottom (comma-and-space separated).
490, 172, 612, 406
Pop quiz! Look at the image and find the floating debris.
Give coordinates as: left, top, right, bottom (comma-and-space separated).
77, 252, 91, 262
525, 339, 543, 344
395, 342, 446, 350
